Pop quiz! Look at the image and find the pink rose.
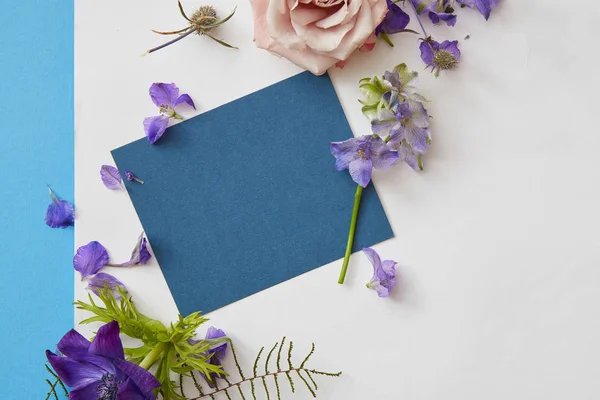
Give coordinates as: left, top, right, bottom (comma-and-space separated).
249, 0, 388, 75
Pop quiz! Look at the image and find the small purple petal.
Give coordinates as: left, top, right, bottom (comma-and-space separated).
115, 359, 162, 397
45, 186, 74, 228
143, 115, 170, 144
73, 241, 109, 279
115, 378, 149, 400
89, 321, 125, 361
363, 247, 398, 298
428, 11, 456, 27
376, 0, 410, 35
439, 40, 461, 60
113, 233, 153, 267
362, 247, 382, 271
349, 157, 373, 188
419, 41, 435, 66
398, 142, 421, 171
46, 350, 103, 388
330, 139, 358, 171
403, 125, 430, 154
149, 82, 180, 108
205, 327, 228, 362
100, 165, 122, 190
68, 382, 102, 400
174, 93, 196, 110
370, 141, 399, 170
57, 330, 91, 358
88, 273, 127, 299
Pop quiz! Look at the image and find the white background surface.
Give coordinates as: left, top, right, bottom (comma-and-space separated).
75, 1, 600, 398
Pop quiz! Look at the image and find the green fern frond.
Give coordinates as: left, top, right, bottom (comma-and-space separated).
186, 337, 341, 399
44, 364, 68, 400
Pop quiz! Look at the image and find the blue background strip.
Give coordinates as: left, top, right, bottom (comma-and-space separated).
0, 0, 73, 397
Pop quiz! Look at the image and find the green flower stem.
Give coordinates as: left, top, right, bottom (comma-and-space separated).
139, 342, 168, 370
338, 185, 364, 284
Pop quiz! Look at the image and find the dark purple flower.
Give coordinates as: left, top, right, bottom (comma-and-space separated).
88, 272, 127, 299
330, 135, 399, 187
456, 0, 500, 20
45, 186, 74, 229
419, 38, 461, 76
112, 233, 153, 267
376, 0, 410, 36
363, 247, 397, 298
412, 0, 457, 27
100, 165, 123, 190
189, 327, 228, 388
125, 170, 144, 184
46, 321, 161, 400
144, 83, 195, 144
74, 241, 109, 280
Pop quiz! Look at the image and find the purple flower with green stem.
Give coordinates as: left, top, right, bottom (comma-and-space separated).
143, 82, 196, 144
109, 233, 153, 267
375, 0, 413, 47
363, 247, 398, 297
411, 0, 457, 27
331, 135, 398, 284
419, 37, 461, 76
456, 0, 500, 20
46, 321, 161, 399
88, 272, 128, 299
45, 186, 74, 228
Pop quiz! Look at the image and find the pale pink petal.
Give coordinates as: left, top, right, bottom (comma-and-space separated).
267, 0, 304, 49
341, 0, 362, 25
267, 42, 338, 75
316, 1, 348, 28
303, 22, 353, 52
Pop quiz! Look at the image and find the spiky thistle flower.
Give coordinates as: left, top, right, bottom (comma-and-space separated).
145, 2, 237, 55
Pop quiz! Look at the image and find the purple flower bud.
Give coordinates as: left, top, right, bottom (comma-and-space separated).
363, 247, 398, 298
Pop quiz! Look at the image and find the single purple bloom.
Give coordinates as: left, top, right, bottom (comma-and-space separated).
330, 135, 399, 188
363, 247, 397, 298
88, 272, 127, 299
45, 186, 74, 229
100, 165, 123, 190
412, 0, 457, 27
74, 241, 109, 280
372, 100, 431, 155
46, 321, 161, 400
144, 83, 195, 144
376, 0, 410, 35
189, 327, 228, 388
125, 170, 144, 184
112, 233, 153, 267
419, 38, 461, 77
456, 0, 500, 20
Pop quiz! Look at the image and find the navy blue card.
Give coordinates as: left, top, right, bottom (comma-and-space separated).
112, 72, 394, 316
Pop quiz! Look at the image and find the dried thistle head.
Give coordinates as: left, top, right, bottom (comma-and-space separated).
190, 5, 218, 34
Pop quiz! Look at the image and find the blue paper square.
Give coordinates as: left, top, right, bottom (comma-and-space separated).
112, 72, 393, 316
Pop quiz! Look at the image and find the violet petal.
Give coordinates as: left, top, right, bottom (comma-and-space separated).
45, 186, 74, 228
143, 115, 170, 144
46, 350, 104, 388
174, 93, 196, 110
88, 272, 127, 299
89, 321, 125, 360
100, 165, 122, 190
73, 241, 109, 279
115, 359, 162, 397
149, 82, 179, 108
349, 157, 373, 188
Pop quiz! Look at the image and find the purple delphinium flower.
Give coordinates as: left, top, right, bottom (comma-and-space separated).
143, 83, 196, 144
376, 0, 410, 37
46, 321, 161, 399
88, 272, 127, 299
125, 170, 144, 184
411, 0, 457, 27
100, 165, 123, 190
73, 241, 109, 280
456, 0, 500, 20
45, 186, 74, 228
111, 233, 153, 267
189, 327, 228, 388
330, 135, 399, 187
363, 247, 397, 298
419, 38, 461, 77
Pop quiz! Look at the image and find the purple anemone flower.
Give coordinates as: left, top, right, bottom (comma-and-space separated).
456, 0, 500, 20
372, 100, 431, 161
412, 0, 457, 27
143, 83, 196, 144
74, 241, 109, 280
100, 165, 123, 190
376, 0, 410, 36
125, 170, 144, 184
189, 327, 228, 388
419, 38, 461, 77
88, 272, 127, 299
330, 135, 399, 187
363, 247, 397, 298
46, 321, 161, 400
112, 233, 153, 267
45, 186, 74, 228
